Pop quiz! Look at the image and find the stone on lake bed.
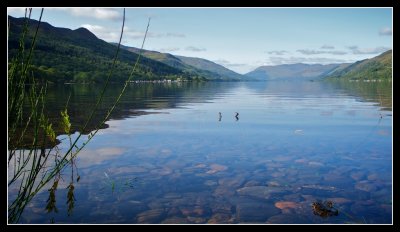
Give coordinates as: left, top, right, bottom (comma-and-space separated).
244, 180, 261, 187
180, 207, 208, 217
195, 163, 207, 168
164, 193, 182, 199
218, 176, 246, 188
150, 168, 173, 176
236, 201, 280, 222
214, 186, 236, 197
266, 214, 308, 224
274, 201, 300, 210
161, 217, 190, 224
295, 158, 307, 164
350, 171, 366, 181
308, 161, 324, 167
206, 164, 228, 174
136, 209, 166, 223
204, 180, 218, 186
367, 173, 379, 181
267, 181, 280, 187
187, 216, 207, 223
326, 197, 352, 204
237, 186, 286, 199
207, 213, 232, 224
355, 181, 378, 192
301, 184, 338, 191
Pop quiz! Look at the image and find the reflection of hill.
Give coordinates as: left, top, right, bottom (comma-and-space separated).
241, 80, 338, 96
327, 80, 392, 111
13, 82, 232, 148
242, 80, 392, 112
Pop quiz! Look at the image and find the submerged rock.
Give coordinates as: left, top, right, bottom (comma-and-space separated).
274, 201, 300, 210
206, 164, 228, 174
136, 209, 166, 223
266, 214, 308, 224
207, 213, 232, 224
355, 181, 378, 192
163, 193, 182, 199
218, 176, 246, 188
244, 180, 261, 187
236, 201, 280, 222
161, 217, 189, 224
326, 197, 352, 204
237, 186, 286, 199
204, 180, 218, 186
308, 161, 324, 167
350, 171, 366, 181
187, 216, 206, 224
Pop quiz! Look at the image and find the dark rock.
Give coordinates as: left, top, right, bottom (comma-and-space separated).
136, 208, 166, 223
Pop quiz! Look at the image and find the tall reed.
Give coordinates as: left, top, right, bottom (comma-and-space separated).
8, 8, 150, 223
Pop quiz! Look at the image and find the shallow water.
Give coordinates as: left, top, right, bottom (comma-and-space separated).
11, 81, 392, 224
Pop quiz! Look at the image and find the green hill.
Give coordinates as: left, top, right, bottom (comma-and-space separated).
175, 55, 243, 80
325, 50, 392, 80
8, 16, 193, 83
117, 44, 243, 81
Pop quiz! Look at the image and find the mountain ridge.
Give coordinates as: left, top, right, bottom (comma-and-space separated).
325, 50, 392, 80
245, 63, 342, 81
115, 44, 243, 81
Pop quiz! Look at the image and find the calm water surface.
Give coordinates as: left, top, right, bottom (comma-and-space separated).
12, 81, 392, 224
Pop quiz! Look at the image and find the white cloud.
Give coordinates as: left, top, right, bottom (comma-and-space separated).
267, 50, 288, 55
124, 31, 186, 40
81, 24, 185, 43
81, 24, 120, 41
214, 59, 246, 67
379, 27, 392, 36
159, 47, 180, 52
268, 56, 348, 65
347, 46, 391, 54
185, 46, 206, 52
297, 49, 347, 55
76, 147, 126, 168
165, 32, 185, 38
7, 7, 26, 15
321, 45, 335, 49
69, 8, 122, 21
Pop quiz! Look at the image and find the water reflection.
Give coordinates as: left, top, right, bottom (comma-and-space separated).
10, 81, 392, 224
326, 80, 392, 111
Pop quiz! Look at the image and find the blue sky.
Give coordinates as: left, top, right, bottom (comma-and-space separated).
8, 7, 392, 74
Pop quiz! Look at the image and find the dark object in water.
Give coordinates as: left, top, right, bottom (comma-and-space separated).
235, 112, 239, 121
219, 112, 222, 121
312, 200, 338, 218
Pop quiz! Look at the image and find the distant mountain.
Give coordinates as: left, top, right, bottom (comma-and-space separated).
176, 55, 244, 80
245, 63, 342, 81
325, 50, 392, 80
117, 44, 243, 81
8, 16, 197, 83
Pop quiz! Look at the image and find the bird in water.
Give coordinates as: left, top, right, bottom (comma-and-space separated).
235, 112, 239, 121
218, 112, 222, 121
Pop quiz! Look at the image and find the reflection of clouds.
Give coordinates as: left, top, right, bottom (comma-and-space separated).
96, 120, 124, 135
377, 130, 389, 136
346, 110, 357, 116
77, 147, 126, 168
320, 111, 333, 116
97, 116, 171, 136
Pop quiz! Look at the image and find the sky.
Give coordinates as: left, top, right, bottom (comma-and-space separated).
7, 7, 392, 74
